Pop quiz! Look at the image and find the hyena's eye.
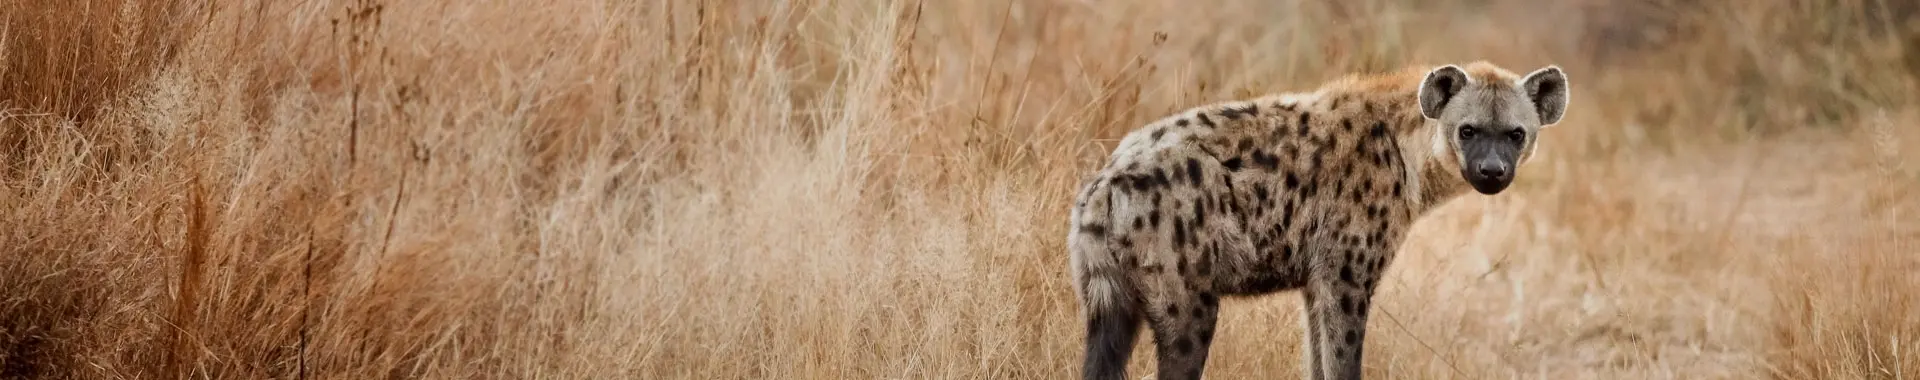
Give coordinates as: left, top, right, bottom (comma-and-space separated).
1507, 130, 1525, 142
1457, 126, 1477, 140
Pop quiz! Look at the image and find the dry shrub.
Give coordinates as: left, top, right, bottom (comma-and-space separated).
0, 0, 197, 119
0, 0, 1914, 379
1763, 111, 1920, 379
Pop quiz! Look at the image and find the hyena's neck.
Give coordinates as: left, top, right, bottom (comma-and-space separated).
1397, 111, 1472, 217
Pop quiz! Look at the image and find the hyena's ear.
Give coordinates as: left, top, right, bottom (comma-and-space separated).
1521, 66, 1569, 126
1418, 65, 1469, 120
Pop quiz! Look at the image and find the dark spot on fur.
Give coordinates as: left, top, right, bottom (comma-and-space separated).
1280, 244, 1293, 261
1345, 329, 1360, 346
1371, 121, 1389, 139
1392, 181, 1404, 198
1153, 168, 1171, 188
1177, 259, 1189, 275
1198, 325, 1215, 345
1133, 216, 1146, 231
1195, 255, 1211, 276
1149, 210, 1163, 228
1142, 264, 1163, 274
1340, 263, 1356, 285
1221, 157, 1244, 171
1176, 119, 1190, 127
1340, 294, 1355, 315
1279, 200, 1296, 226
1284, 173, 1301, 190
1220, 105, 1255, 119
1127, 175, 1153, 191
1081, 224, 1108, 237
1252, 150, 1279, 170
1186, 158, 1204, 186
1236, 138, 1253, 153
1196, 113, 1215, 127
1152, 128, 1169, 141
1119, 237, 1135, 249
1173, 219, 1190, 249
1173, 336, 1193, 355
1194, 202, 1208, 228
1342, 119, 1354, 133
1297, 113, 1312, 136
1166, 303, 1181, 318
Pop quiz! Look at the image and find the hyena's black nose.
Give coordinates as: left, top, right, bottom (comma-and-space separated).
1477, 163, 1508, 179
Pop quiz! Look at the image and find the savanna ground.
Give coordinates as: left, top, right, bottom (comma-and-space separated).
1, 0, 1916, 379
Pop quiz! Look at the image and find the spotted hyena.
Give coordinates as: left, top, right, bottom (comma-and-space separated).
1066, 61, 1569, 380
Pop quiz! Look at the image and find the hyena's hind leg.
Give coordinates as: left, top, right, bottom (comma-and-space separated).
1071, 178, 1146, 380
1142, 278, 1220, 380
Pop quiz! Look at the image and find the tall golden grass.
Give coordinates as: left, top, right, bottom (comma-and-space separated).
0, 0, 1914, 378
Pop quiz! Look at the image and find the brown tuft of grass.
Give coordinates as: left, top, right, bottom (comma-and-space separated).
0, 0, 1914, 379
0, 0, 197, 118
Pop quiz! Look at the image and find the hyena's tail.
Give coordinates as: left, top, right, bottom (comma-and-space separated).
1068, 177, 1142, 380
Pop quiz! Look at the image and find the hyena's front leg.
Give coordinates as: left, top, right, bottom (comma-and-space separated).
1302, 264, 1374, 380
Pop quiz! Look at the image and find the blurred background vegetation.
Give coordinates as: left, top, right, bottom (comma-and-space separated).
1, 0, 1915, 379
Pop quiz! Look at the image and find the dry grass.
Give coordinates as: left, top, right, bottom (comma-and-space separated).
0, 0, 1915, 379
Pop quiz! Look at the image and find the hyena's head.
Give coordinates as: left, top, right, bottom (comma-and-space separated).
1417, 62, 1569, 195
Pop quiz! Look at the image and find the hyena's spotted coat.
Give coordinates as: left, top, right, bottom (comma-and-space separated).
1067, 61, 1570, 380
